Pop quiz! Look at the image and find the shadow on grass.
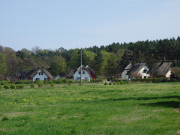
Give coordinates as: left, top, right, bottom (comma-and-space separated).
90, 96, 180, 108
141, 101, 180, 108
101, 96, 180, 102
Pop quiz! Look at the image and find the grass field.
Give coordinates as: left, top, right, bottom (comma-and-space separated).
0, 83, 180, 135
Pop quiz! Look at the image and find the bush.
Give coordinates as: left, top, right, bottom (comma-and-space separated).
50, 83, 55, 87
113, 82, 116, 85
16, 85, 25, 89
104, 82, 107, 85
1, 81, 8, 85
37, 81, 43, 87
10, 84, 16, 89
67, 79, 73, 86
30, 84, 35, 88
1, 116, 8, 121
4, 85, 10, 89
109, 82, 112, 85
15, 80, 33, 84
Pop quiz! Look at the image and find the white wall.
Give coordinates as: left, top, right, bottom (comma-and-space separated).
121, 70, 129, 80
33, 73, 48, 81
138, 66, 150, 78
73, 70, 91, 82
165, 70, 171, 78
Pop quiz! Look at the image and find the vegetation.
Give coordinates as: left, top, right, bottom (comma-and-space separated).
0, 83, 180, 135
0, 37, 180, 80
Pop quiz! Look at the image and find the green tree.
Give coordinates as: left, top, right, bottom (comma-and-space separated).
50, 56, 67, 76
0, 53, 7, 80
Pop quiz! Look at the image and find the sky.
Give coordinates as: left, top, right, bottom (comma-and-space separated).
0, 0, 180, 51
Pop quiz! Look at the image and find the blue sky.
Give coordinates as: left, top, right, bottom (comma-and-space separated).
0, 0, 180, 51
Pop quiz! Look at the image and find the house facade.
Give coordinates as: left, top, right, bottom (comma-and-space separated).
66, 65, 95, 82
121, 63, 150, 80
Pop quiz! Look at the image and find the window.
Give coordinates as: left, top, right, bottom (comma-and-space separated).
144, 76, 146, 78
41, 73, 43, 75
39, 73, 41, 75
83, 71, 85, 74
36, 78, 40, 80
143, 69, 147, 73
79, 71, 81, 74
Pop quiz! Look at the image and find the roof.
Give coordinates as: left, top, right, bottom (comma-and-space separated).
66, 65, 96, 78
151, 60, 172, 77
66, 69, 75, 78
127, 63, 148, 75
124, 63, 133, 70
19, 68, 54, 80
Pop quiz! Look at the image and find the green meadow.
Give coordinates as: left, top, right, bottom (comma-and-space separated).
0, 83, 180, 135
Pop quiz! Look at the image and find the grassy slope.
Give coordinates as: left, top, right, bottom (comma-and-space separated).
0, 83, 180, 135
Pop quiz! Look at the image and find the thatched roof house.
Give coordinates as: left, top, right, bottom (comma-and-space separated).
150, 58, 172, 78
121, 63, 150, 80
66, 65, 95, 81
19, 68, 53, 81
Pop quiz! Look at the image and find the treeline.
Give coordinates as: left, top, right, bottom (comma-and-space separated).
0, 37, 180, 80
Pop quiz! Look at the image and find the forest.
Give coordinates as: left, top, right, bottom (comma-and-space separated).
0, 37, 180, 80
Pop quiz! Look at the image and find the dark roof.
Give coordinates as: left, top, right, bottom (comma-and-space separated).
127, 63, 148, 75
151, 60, 172, 77
66, 69, 75, 78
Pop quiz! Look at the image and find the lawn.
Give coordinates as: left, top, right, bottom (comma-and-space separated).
0, 83, 180, 135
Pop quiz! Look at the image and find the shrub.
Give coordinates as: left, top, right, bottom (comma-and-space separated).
37, 81, 43, 87
1, 116, 8, 121
10, 84, 16, 89
104, 82, 107, 85
16, 85, 25, 89
4, 85, 10, 89
30, 84, 35, 88
1, 81, 8, 85
109, 82, 112, 85
50, 83, 55, 87
67, 79, 73, 86
113, 82, 116, 85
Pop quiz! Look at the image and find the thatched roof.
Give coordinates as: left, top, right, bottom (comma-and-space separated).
124, 63, 133, 70
151, 60, 172, 77
127, 63, 148, 76
66, 69, 75, 79
29, 68, 53, 79
66, 65, 96, 78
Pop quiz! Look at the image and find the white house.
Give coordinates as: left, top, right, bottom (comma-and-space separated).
19, 68, 53, 81
66, 65, 95, 82
121, 63, 150, 80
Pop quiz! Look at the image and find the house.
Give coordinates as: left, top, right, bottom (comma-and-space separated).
18, 68, 53, 81
150, 58, 172, 78
66, 65, 95, 82
121, 63, 150, 80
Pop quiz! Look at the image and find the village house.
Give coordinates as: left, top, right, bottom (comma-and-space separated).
18, 68, 53, 81
121, 63, 150, 80
150, 58, 172, 78
66, 65, 95, 82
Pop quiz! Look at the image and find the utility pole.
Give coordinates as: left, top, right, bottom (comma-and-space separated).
80, 48, 82, 86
